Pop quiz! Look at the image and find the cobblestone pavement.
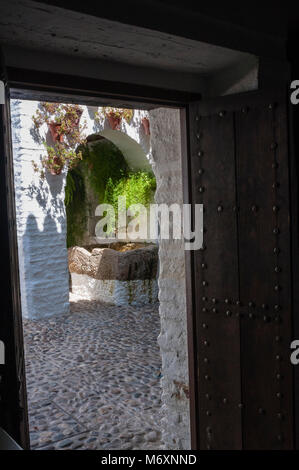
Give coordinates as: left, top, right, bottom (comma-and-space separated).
23, 293, 162, 450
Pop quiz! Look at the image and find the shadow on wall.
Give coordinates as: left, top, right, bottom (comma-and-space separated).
21, 213, 69, 320
26, 171, 66, 227
27, 108, 67, 222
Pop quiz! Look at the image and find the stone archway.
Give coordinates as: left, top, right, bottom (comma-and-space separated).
97, 129, 152, 172
66, 130, 159, 305
65, 131, 154, 247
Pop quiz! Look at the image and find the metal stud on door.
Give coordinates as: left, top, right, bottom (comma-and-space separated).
188, 90, 294, 450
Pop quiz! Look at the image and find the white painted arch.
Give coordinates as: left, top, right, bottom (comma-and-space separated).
96, 129, 152, 172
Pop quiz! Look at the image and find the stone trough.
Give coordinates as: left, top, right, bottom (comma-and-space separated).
68, 242, 159, 305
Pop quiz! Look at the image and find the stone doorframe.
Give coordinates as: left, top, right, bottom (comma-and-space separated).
149, 108, 190, 449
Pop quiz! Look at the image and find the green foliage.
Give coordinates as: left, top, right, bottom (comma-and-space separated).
32, 102, 83, 129
103, 170, 156, 236
65, 167, 86, 248
64, 138, 156, 246
65, 139, 128, 246
80, 140, 129, 202
32, 102, 86, 176
104, 170, 156, 213
95, 107, 134, 125
65, 170, 76, 207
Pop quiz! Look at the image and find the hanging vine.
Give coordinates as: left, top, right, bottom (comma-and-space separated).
32, 102, 87, 177
94, 107, 134, 129
65, 167, 87, 248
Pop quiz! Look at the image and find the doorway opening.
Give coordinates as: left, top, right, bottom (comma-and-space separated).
11, 98, 190, 449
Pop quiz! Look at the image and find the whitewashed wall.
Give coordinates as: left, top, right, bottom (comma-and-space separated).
11, 99, 69, 320
84, 107, 152, 169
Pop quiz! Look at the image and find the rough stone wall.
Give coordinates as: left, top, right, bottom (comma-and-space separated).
11, 99, 69, 320
68, 244, 159, 305
149, 108, 190, 449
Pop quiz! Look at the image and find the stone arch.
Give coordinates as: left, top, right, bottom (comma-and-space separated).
66, 131, 156, 246
87, 129, 152, 172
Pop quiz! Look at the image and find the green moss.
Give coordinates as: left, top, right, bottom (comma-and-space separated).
104, 170, 156, 214
80, 140, 129, 203
65, 167, 86, 247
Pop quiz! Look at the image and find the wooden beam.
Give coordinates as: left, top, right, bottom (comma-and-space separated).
7, 67, 201, 108
36, 1, 287, 59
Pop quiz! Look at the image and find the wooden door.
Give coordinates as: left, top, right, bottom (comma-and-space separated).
0, 67, 29, 448
188, 90, 294, 449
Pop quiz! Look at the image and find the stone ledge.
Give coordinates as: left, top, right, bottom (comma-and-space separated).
70, 274, 158, 306
68, 244, 158, 281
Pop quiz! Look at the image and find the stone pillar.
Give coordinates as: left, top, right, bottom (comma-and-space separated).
11, 99, 69, 319
149, 108, 190, 449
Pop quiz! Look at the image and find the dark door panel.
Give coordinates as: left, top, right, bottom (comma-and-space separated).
0, 68, 29, 449
189, 106, 242, 450
189, 90, 294, 449
236, 100, 293, 449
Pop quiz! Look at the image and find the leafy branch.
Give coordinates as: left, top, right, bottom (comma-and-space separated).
32, 102, 87, 176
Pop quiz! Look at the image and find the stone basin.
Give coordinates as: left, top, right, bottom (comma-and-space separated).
68, 242, 158, 305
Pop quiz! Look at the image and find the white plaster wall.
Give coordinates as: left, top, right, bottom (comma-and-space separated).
99, 129, 151, 171
11, 99, 70, 320
149, 108, 190, 449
